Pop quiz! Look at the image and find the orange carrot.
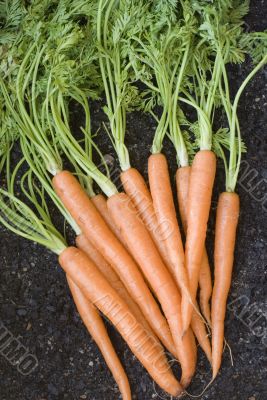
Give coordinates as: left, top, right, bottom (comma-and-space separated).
107, 192, 197, 388
52, 171, 175, 355
121, 167, 170, 265
176, 166, 212, 324
145, 161, 211, 361
91, 194, 125, 245
75, 233, 177, 356
148, 154, 191, 312
60, 246, 183, 397
191, 305, 212, 365
199, 251, 212, 325
67, 277, 131, 400
212, 192, 240, 379
175, 166, 191, 231
183, 150, 216, 332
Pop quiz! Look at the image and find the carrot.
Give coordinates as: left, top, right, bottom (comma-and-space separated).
67, 277, 131, 399
107, 192, 197, 388
211, 192, 240, 379
182, 150, 216, 332
176, 166, 212, 324
60, 246, 183, 397
191, 306, 212, 365
52, 171, 175, 355
146, 159, 211, 361
148, 153, 191, 310
120, 167, 170, 265
75, 233, 177, 356
91, 193, 125, 244
175, 166, 191, 231
199, 251, 212, 325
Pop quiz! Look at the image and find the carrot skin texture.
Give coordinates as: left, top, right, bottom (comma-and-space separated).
76, 233, 170, 355
120, 167, 169, 266
175, 166, 191, 231
199, 251, 212, 325
107, 192, 197, 387
60, 247, 183, 397
52, 171, 174, 355
176, 166, 212, 324
212, 192, 240, 379
67, 277, 131, 400
91, 194, 126, 245
183, 150, 216, 332
190, 306, 212, 364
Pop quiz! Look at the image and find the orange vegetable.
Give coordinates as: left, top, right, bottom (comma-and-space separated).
76, 233, 176, 356
148, 154, 191, 316
176, 166, 212, 324
120, 167, 169, 265
212, 192, 240, 378
67, 277, 131, 399
183, 150, 216, 332
52, 171, 174, 354
107, 192, 197, 388
60, 246, 183, 397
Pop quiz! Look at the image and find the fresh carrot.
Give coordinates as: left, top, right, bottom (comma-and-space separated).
52, 170, 175, 355
211, 192, 240, 378
120, 167, 170, 265
148, 159, 212, 362
67, 277, 131, 400
75, 233, 176, 356
211, 53, 267, 379
182, 150, 217, 332
107, 192, 197, 388
60, 246, 183, 397
148, 153, 191, 310
176, 166, 212, 324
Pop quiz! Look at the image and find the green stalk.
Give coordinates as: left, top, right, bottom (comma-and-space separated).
226, 55, 267, 192
0, 187, 66, 255
96, 0, 132, 171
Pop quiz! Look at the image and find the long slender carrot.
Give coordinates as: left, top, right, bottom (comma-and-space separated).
120, 167, 170, 265
148, 153, 191, 310
148, 157, 211, 361
67, 277, 131, 400
75, 233, 177, 356
107, 192, 197, 388
176, 166, 212, 324
60, 246, 183, 397
52, 171, 175, 355
211, 192, 240, 378
182, 150, 217, 332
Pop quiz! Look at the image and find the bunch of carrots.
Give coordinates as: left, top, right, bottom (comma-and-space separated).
0, 0, 266, 398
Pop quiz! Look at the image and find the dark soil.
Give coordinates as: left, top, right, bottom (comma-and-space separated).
0, 2, 267, 399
